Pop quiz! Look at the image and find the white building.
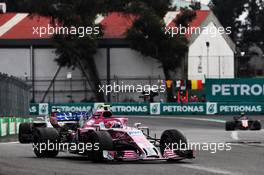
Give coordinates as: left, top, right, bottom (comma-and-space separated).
186, 11, 236, 80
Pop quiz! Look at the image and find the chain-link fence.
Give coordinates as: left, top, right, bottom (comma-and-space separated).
27, 76, 168, 103
0, 73, 30, 116
27, 75, 209, 103
188, 55, 234, 80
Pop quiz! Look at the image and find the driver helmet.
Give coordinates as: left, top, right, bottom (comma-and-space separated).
105, 121, 122, 128
240, 112, 245, 117
112, 121, 122, 128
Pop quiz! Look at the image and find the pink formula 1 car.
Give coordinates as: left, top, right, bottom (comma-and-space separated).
19, 105, 194, 162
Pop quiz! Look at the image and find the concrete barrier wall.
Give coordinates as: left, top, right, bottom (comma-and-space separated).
29, 102, 264, 116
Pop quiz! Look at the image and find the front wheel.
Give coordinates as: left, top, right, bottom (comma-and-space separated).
33, 127, 60, 158
160, 129, 190, 161
250, 121, 261, 130
19, 123, 33, 143
225, 121, 236, 131
87, 131, 113, 162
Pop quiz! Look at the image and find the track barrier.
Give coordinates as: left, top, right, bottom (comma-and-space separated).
0, 117, 32, 137
29, 102, 264, 116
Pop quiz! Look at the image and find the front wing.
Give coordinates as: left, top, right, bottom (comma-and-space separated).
102, 149, 194, 161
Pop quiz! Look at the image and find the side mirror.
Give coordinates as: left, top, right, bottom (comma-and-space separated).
134, 123, 142, 128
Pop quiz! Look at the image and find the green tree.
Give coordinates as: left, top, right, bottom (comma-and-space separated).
1, 0, 25, 12
212, 0, 264, 77
242, 0, 264, 49
19, 0, 108, 102
211, 0, 264, 50
189, 1, 201, 10
125, 2, 196, 101
211, 0, 248, 40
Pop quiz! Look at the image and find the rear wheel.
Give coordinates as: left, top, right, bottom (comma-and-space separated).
19, 123, 33, 143
87, 131, 113, 162
250, 121, 261, 130
160, 129, 189, 161
225, 121, 236, 131
33, 127, 60, 158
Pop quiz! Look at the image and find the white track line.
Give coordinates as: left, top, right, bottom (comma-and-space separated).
129, 116, 226, 123
231, 131, 239, 140
0, 141, 19, 144
180, 164, 239, 175
175, 117, 226, 123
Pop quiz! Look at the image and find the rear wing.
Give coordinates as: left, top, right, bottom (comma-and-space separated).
56, 111, 92, 122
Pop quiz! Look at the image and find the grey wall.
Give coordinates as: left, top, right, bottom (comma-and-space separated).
0, 48, 30, 78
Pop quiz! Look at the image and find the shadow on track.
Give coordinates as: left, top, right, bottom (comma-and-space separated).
25, 155, 194, 165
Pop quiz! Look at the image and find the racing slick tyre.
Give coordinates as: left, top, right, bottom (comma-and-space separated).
87, 131, 113, 162
250, 121, 261, 130
19, 123, 33, 144
225, 121, 236, 131
160, 129, 190, 161
33, 127, 60, 158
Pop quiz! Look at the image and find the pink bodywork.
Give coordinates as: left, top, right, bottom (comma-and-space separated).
69, 110, 191, 161
78, 110, 129, 133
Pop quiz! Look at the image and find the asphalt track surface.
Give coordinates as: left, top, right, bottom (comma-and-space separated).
1, 115, 264, 175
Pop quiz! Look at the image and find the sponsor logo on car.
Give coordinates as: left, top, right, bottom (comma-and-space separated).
128, 130, 144, 136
